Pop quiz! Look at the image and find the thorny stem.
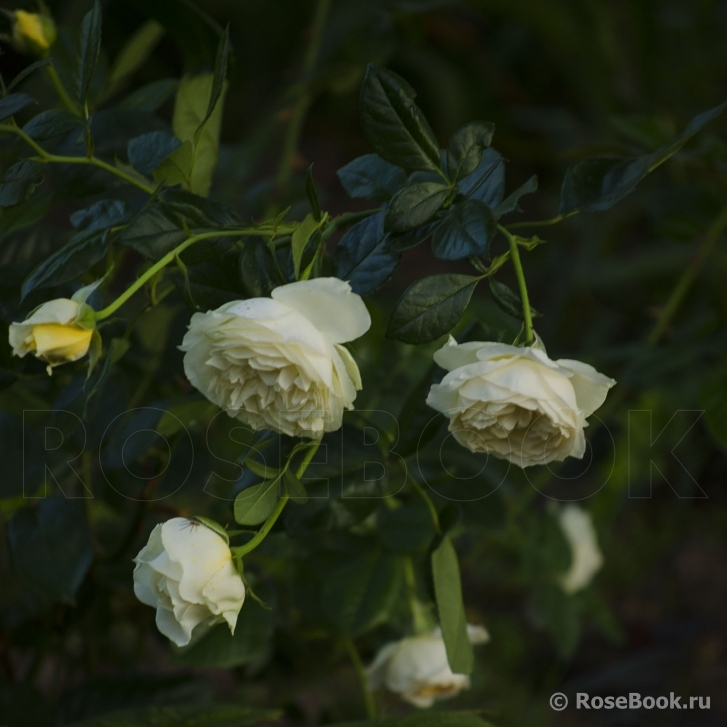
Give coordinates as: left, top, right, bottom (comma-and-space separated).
499, 224, 534, 344
95, 226, 296, 319
342, 639, 377, 720
647, 205, 727, 346
233, 440, 321, 558
0, 122, 155, 194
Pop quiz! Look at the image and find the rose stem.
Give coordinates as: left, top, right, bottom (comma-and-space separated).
95, 226, 295, 320
234, 440, 321, 558
498, 224, 534, 345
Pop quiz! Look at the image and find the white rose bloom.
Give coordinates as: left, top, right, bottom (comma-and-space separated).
180, 277, 371, 438
366, 625, 489, 708
558, 505, 604, 594
9, 283, 97, 372
133, 518, 245, 647
426, 337, 615, 468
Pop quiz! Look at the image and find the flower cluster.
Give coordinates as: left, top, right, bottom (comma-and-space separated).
10, 265, 613, 709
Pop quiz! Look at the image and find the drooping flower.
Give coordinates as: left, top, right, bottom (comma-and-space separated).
426, 337, 615, 468
558, 505, 604, 594
133, 518, 245, 647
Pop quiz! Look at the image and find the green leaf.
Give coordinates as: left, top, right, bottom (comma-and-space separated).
493, 175, 538, 217
0, 160, 44, 207
21, 229, 110, 299
458, 147, 505, 207
283, 469, 308, 504
360, 64, 441, 172
108, 20, 165, 87
305, 164, 322, 220
489, 278, 523, 319
431, 199, 495, 261
234, 480, 280, 526
198, 25, 230, 132
128, 131, 182, 175
291, 213, 320, 279
323, 550, 404, 637
336, 212, 399, 295
67, 704, 280, 727
70, 199, 131, 232
337, 153, 408, 202
378, 501, 436, 553
158, 73, 228, 196
239, 238, 285, 297
560, 101, 727, 214
6, 58, 50, 93
174, 603, 275, 669
386, 181, 450, 233
384, 218, 441, 253
0, 93, 36, 122
432, 535, 473, 674
23, 109, 83, 141
75, 0, 103, 107
488, 278, 540, 320
387, 274, 481, 344
8, 497, 94, 604
447, 120, 495, 183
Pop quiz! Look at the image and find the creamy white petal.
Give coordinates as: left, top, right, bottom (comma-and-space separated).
271, 277, 371, 344
557, 358, 616, 417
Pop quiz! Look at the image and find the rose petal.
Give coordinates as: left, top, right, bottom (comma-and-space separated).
271, 277, 371, 344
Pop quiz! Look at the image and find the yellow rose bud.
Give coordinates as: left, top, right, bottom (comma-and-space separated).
12, 10, 57, 57
9, 298, 95, 373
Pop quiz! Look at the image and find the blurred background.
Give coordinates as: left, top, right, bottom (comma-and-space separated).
1, 0, 727, 725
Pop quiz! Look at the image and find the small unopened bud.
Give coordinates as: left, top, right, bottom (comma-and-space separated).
12, 10, 57, 57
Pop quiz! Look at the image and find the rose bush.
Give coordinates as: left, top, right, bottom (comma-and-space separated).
1, 2, 722, 724
426, 337, 616, 467
180, 277, 371, 437
133, 518, 246, 647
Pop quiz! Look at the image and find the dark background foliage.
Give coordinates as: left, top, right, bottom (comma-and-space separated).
1, 0, 726, 726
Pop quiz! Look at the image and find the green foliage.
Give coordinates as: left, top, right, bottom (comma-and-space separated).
431, 199, 495, 261
336, 213, 399, 294
432, 536, 474, 674
8, 497, 94, 604
0, 93, 36, 121
337, 154, 408, 202
75, 0, 103, 108
560, 101, 727, 214
175, 602, 275, 669
323, 549, 405, 637
386, 181, 450, 232
387, 274, 481, 343
446, 121, 495, 184
0, 160, 43, 206
360, 64, 441, 172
